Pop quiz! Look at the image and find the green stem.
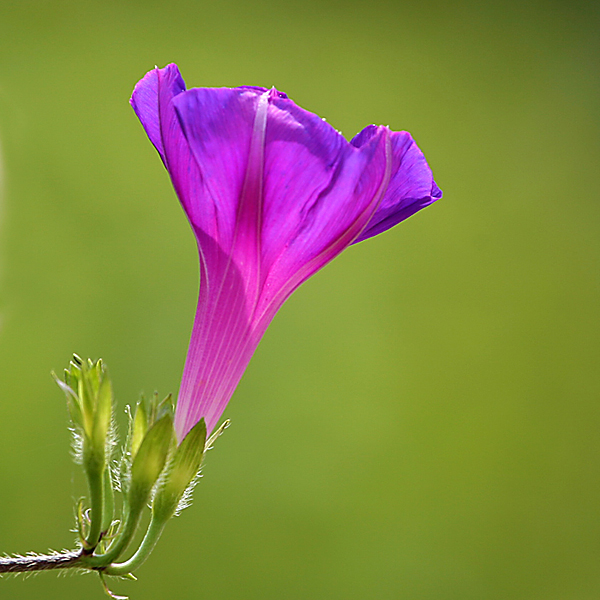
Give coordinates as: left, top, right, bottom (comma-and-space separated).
103, 515, 167, 576
84, 462, 105, 550
84, 501, 145, 568
102, 465, 115, 534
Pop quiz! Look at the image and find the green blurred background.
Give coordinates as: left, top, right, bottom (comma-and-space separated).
0, 0, 599, 598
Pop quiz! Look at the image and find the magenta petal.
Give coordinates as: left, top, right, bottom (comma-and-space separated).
352, 127, 442, 244
174, 236, 256, 438
172, 87, 265, 256
130, 64, 211, 234
172, 87, 270, 436
254, 122, 393, 331
260, 98, 374, 280
130, 64, 186, 164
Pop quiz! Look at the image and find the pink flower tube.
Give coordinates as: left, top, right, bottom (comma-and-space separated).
131, 64, 441, 439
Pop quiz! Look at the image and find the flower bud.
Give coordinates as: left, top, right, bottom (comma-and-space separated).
54, 355, 115, 468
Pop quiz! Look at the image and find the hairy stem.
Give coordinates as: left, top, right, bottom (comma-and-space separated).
0, 550, 83, 574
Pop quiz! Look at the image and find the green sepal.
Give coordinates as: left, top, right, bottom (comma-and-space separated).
128, 414, 174, 512
68, 355, 83, 388
78, 361, 96, 438
53, 373, 85, 429
156, 393, 174, 421
153, 418, 207, 522
130, 399, 148, 460
91, 373, 113, 456
67, 394, 85, 430
148, 392, 159, 425
87, 358, 101, 396
206, 419, 230, 449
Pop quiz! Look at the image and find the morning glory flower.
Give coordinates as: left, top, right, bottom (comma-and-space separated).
131, 64, 441, 440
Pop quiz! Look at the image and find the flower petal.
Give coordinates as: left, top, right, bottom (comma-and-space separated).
258, 95, 349, 281
130, 64, 216, 237
172, 87, 265, 255
174, 237, 255, 438
171, 86, 269, 437
130, 64, 186, 164
254, 117, 393, 331
351, 126, 442, 243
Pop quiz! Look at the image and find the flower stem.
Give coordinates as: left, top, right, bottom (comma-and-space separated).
103, 515, 166, 576
84, 461, 105, 550
84, 505, 143, 568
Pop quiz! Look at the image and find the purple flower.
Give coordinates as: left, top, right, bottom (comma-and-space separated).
131, 64, 441, 440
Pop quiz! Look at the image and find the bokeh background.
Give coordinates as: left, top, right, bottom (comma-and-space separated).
0, 0, 599, 598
